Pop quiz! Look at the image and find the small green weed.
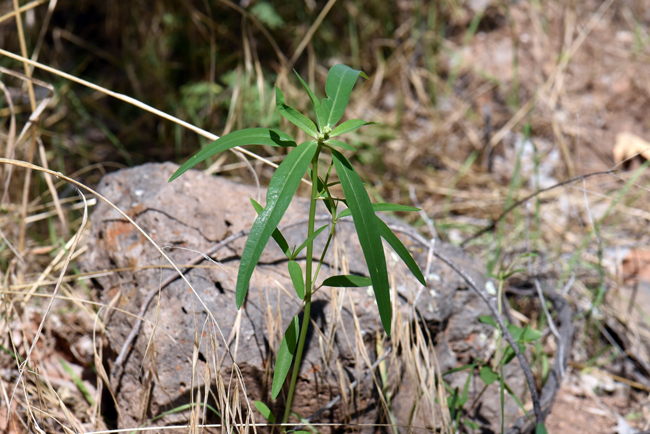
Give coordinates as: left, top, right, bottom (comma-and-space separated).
170, 64, 426, 427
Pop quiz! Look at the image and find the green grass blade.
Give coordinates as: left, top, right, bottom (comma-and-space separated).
330, 119, 376, 137
276, 86, 319, 137
251, 198, 291, 258
324, 139, 356, 151
236, 140, 318, 308
59, 358, 95, 406
254, 401, 276, 423
337, 203, 420, 219
294, 70, 324, 131
170, 128, 296, 182
375, 217, 426, 286
332, 149, 391, 335
322, 274, 372, 287
294, 224, 328, 257
288, 260, 305, 299
321, 65, 368, 128
272, 316, 300, 399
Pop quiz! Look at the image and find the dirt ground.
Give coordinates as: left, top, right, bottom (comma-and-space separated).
461, 1, 650, 431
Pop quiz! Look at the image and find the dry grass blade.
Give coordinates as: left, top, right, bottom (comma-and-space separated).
11, 0, 36, 111
0, 0, 48, 25
0, 49, 308, 184
0, 67, 53, 207
287, 0, 338, 69
0, 157, 236, 376
37, 139, 66, 229
9, 185, 87, 411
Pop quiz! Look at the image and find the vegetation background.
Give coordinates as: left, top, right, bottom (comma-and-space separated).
2, 0, 650, 432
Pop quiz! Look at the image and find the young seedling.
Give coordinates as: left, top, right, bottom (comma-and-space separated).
169, 64, 426, 427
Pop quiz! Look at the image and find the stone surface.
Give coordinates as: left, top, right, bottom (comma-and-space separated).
84, 162, 525, 432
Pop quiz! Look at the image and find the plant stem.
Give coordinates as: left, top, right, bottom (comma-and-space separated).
282, 145, 321, 426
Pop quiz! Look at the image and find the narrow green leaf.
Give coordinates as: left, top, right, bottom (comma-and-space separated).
272, 316, 300, 399
294, 70, 324, 131
337, 203, 420, 219
251, 198, 291, 258
442, 363, 475, 376
321, 65, 368, 128
330, 119, 377, 137
502, 342, 525, 366
293, 224, 328, 258
276, 86, 319, 137
375, 217, 426, 286
59, 358, 95, 406
236, 141, 319, 308
170, 128, 296, 182
322, 274, 372, 287
478, 315, 497, 328
324, 139, 356, 152
254, 401, 275, 423
535, 423, 548, 434
479, 366, 499, 385
332, 149, 391, 335
288, 260, 304, 300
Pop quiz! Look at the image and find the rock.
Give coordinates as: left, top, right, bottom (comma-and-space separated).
84, 162, 525, 432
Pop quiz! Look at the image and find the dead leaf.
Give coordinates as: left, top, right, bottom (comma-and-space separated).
613, 132, 650, 165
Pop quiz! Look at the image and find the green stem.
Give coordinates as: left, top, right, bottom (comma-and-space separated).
282, 145, 321, 426
311, 224, 335, 285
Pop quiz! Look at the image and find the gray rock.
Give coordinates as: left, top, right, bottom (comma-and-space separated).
84, 162, 525, 432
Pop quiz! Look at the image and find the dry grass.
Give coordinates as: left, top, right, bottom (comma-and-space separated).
3, 0, 650, 432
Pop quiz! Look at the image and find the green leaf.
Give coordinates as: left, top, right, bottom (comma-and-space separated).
442, 363, 475, 376
236, 140, 318, 308
321, 65, 368, 128
288, 260, 304, 300
254, 401, 275, 423
250, 2, 284, 29
507, 323, 525, 341
521, 324, 542, 342
276, 86, 319, 137
536, 423, 548, 434
294, 70, 324, 131
459, 362, 476, 406
375, 217, 426, 286
480, 366, 499, 385
330, 119, 376, 137
293, 224, 329, 258
272, 316, 300, 399
463, 420, 480, 430
170, 128, 296, 182
322, 275, 372, 287
324, 139, 356, 151
502, 342, 525, 366
251, 198, 291, 258
332, 149, 391, 335
337, 203, 420, 219
478, 315, 497, 328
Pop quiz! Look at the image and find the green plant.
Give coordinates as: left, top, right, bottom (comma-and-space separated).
169, 64, 426, 427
